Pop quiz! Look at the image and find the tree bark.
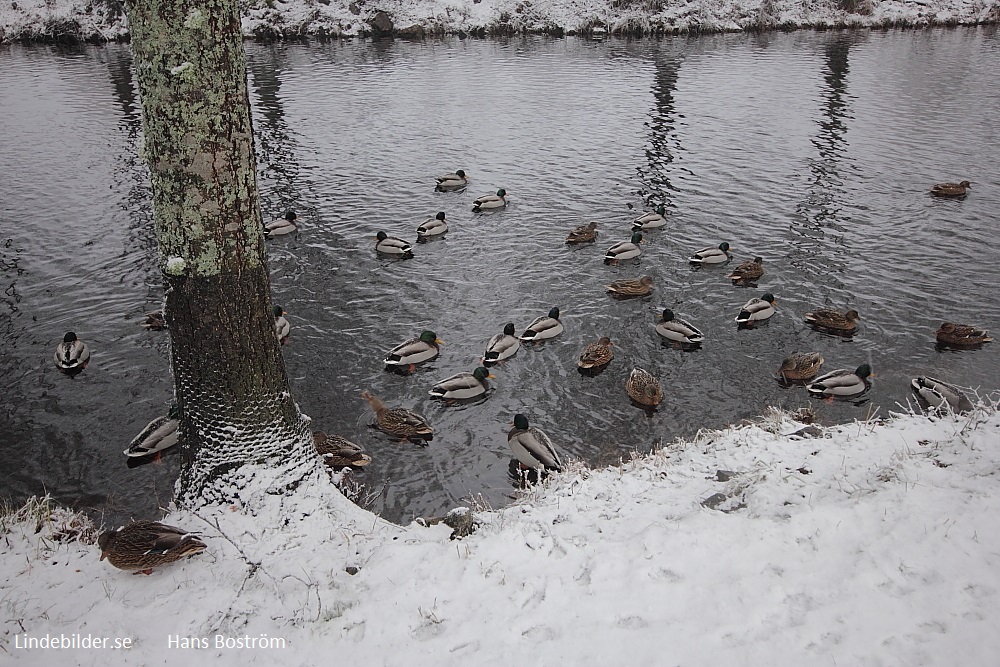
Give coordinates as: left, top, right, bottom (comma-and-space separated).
126, 0, 315, 506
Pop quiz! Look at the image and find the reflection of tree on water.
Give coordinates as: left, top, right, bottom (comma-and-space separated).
636, 47, 683, 209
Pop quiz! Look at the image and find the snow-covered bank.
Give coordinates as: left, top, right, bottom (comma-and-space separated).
4, 406, 1000, 665
1, 0, 998, 43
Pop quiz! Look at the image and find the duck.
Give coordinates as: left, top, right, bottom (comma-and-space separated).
626, 367, 663, 406
98, 520, 206, 574
735, 293, 776, 324
507, 414, 562, 472
124, 405, 180, 457
361, 390, 433, 442
416, 212, 448, 239
54, 332, 90, 372
273, 305, 290, 344
578, 337, 614, 369
777, 352, 825, 382
429, 366, 495, 400
806, 364, 873, 398
375, 231, 414, 258
804, 308, 860, 334
935, 322, 993, 347
264, 210, 298, 237
632, 204, 667, 229
140, 310, 166, 331
910, 376, 974, 414
384, 330, 442, 368
482, 323, 520, 364
689, 242, 731, 265
727, 257, 764, 285
655, 309, 704, 346
313, 431, 372, 468
606, 275, 654, 298
566, 221, 598, 244
604, 232, 643, 264
930, 180, 971, 197
435, 169, 468, 191
472, 188, 507, 212
519, 307, 563, 341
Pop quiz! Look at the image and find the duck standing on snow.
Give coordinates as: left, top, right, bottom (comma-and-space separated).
689, 242, 731, 265
313, 431, 372, 469
727, 257, 764, 286
507, 413, 562, 472
936, 322, 993, 348
777, 352, 824, 382
578, 336, 614, 369
604, 231, 643, 264
472, 188, 507, 212
930, 180, 971, 197
804, 308, 860, 335
626, 367, 663, 406
273, 305, 290, 344
54, 332, 90, 373
806, 364, 873, 398
98, 521, 206, 574
519, 307, 563, 341
483, 323, 520, 364
633, 204, 667, 230
429, 366, 495, 400
416, 212, 448, 240
361, 390, 434, 442
375, 231, 414, 258
655, 309, 704, 347
606, 275, 654, 298
124, 405, 180, 457
735, 293, 776, 325
384, 330, 442, 369
566, 221, 598, 244
264, 210, 299, 237
435, 169, 468, 191
910, 376, 974, 414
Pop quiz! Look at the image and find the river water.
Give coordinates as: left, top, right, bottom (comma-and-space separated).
1, 28, 998, 524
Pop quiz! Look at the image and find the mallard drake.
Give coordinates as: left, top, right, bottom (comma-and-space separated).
124, 405, 180, 457
735, 293, 776, 324
655, 309, 704, 346
689, 242, 731, 265
804, 308, 860, 334
578, 337, 614, 369
483, 323, 520, 364
604, 232, 643, 264
806, 364, 873, 398
519, 307, 563, 341
273, 305, 290, 344
727, 257, 764, 285
375, 231, 414, 258
313, 431, 372, 468
54, 332, 90, 372
429, 366, 494, 400
633, 204, 667, 230
936, 322, 993, 347
507, 414, 562, 471
435, 169, 468, 191
472, 188, 507, 212
264, 210, 298, 237
361, 390, 433, 441
777, 352, 824, 382
141, 310, 166, 331
910, 376, 974, 414
931, 180, 971, 197
98, 521, 206, 573
416, 212, 448, 239
384, 330, 442, 368
626, 367, 663, 406
606, 275, 654, 298
566, 221, 598, 244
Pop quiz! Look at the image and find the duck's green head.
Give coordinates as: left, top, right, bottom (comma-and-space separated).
435, 211, 446, 221
855, 363, 873, 379
503, 322, 516, 336
167, 402, 181, 419
496, 188, 507, 197
656, 204, 666, 215
63, 332, 77, 343
761, 293, 775, 304
719, 242, 731, 252
513, 413, 530, 430
419, 330, 442, 344
284, 210, 297, 222
456, 169, 466, 178
661, 308, 675, 322
273, 305, 286, 317
630, 232, 644, 244
547, 306, 561, 320
473, 366, 494, 381
376, 231, 388, 241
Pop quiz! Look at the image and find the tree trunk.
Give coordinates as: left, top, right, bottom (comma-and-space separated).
126, 0, 316, 506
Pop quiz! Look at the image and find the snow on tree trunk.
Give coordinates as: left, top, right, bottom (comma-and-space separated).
127, 0, 316, 506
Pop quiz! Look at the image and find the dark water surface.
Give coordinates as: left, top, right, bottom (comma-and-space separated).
1, 29, 998, 524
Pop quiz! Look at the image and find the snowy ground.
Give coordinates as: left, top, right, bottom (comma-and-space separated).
3, 405, 1000, 665
0, 0, 997, 43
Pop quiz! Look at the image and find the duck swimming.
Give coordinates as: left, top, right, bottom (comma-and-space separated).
375, 231, 414, 258
361, 390, 434, 442
483, 323, 520, 364
436, 169, 468, 191
54, 332, 90, 373
472, 189, 507, 212
689, 242, 731, 265
429, 366, 494, 400
416, 212, 448, 239
632, 204, 667, 230
806, 364, 873, 398
655, 309, 704, 347
604, 232, 643, 264
519, 307, 563, 341
735, 293, 776, 325
384, 330, 442, 369
264, 210, 298, 237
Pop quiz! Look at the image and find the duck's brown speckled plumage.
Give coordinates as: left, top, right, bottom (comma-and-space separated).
98, 521, 206, 572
